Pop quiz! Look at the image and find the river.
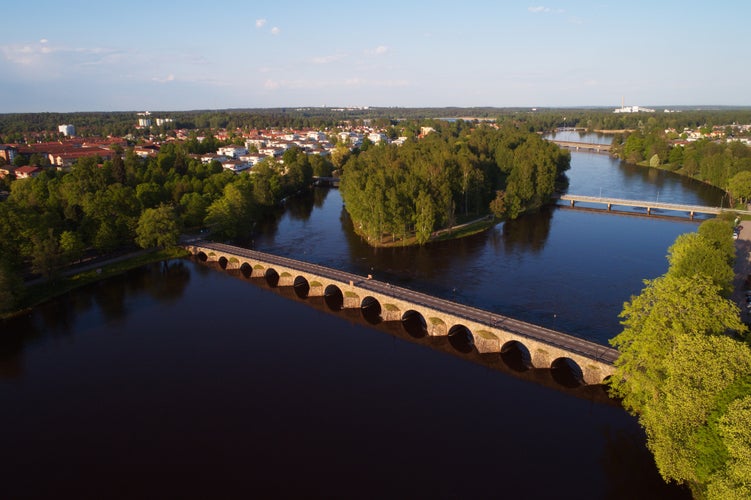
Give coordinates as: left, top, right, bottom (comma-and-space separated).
1, 136, 718, 498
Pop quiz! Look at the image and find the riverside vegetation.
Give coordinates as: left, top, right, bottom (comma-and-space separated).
610, 217, 751, 499
339, 121, 570, 245
0, 140, 333, 316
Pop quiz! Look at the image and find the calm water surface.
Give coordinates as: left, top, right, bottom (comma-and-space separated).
1, 143, 712, 498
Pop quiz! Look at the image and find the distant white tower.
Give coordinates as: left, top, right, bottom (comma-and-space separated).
58, 124, 75, 137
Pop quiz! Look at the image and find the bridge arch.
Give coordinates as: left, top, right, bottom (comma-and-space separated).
264, 268, 280, 287
401, 310, 427, 338
293, 276, 310, 298
240, 262, 253, 279
360, 296, 382, 325
324, 284, 344, 311
448, 324, 475, 354
551, 357, 585, 387
183, 243, 619, 386
500, 340, 532, 372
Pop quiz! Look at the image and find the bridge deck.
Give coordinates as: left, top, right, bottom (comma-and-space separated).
557, 194, 751, 217
195, 241, 619, 365
548, 140, 611, 152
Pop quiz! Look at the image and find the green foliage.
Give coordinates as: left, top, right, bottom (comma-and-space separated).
697, 218, 735, 263
727, 170, 751, 205
135, 205, 181, 249
666, 232, 734, 295
610, 220, 751, 496
340, 123, 568, 245
0, 261, 23, 313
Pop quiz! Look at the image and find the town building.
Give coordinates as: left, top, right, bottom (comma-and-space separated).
58, 124, 76, 136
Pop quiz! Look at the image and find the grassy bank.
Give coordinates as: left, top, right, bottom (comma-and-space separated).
3, 247, 189, 320
355, 215, 498, 248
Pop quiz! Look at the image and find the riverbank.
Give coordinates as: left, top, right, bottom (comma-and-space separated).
352, 214, 497, 248
1, 247, 189, 320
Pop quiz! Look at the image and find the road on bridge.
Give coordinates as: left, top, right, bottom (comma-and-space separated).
198, 241, 619, 365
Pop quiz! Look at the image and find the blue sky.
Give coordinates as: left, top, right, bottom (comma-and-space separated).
1, 1, 748, 112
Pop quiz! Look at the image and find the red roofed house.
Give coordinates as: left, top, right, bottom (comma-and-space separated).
14, 165, 42, 179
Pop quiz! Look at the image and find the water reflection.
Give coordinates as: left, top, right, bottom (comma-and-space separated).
501, 205, 554, 254
0, 260, 191, 379
0, 257, 691, 499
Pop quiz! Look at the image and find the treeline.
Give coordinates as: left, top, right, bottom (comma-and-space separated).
340, 122, 570, 245
4, 107, 751, 145
610, 217, 751, 498
0, 142, 334, 313
610, 129, 751, 205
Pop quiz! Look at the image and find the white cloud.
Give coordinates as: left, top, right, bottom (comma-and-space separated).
271, 26, 280, 35
528, 6, 564, 14
153, 74, 176, 83
39, 38, 48, 44
366, 45, 389, 56
255, 18, 267, 28
311, 53, 346, 64
263, 77, 409, 92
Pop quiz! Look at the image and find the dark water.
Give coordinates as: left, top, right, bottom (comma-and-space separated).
0, 146, 711, 498
254, 150, 723, 344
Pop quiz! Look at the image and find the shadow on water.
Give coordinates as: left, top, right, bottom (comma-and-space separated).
208, 258, 617, 405
0, 260, 191, 379
501, 204, 554, 254
198, 259, 691, 499
0, 256, 692, 499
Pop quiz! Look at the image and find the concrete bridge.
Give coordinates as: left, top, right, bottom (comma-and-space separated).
184, 241, 619, 386
313, 176, 340, 187
548, 140, 611, 153
557, 194, 751, 219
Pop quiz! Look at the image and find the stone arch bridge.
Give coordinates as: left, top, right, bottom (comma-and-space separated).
185, 241, 619, 386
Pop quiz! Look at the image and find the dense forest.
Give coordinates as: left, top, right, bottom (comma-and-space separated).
610, 217, 751, 499
340, 121, 570, 245
0, 140, 334, 313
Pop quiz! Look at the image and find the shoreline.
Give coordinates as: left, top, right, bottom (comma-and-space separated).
1, 247, 189, 320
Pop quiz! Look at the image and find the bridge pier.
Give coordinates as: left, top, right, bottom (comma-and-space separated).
309, 282, 325, 297
278, 272, 294, 287
531, 348, 552, 369
186, 242, 619, 386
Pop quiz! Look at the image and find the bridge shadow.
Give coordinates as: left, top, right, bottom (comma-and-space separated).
203, 258, 618, 407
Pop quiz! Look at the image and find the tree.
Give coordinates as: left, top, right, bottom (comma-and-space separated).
414, 190, 436, 244
204, 180, 254, 241
0, 263, 23, 313
59, 230, 85, 265
111, 154, 126, 184
30, 228, 62, 279
666, 232, 735, 295
610, 274, 745, 415
135, 205, 180, 249
610, 269, 750, 495
706, 396, 751, 499
639, 334, 751, 486
179, 192, 210, 228
727, 170, 751, 205
697, 218, 735, 264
